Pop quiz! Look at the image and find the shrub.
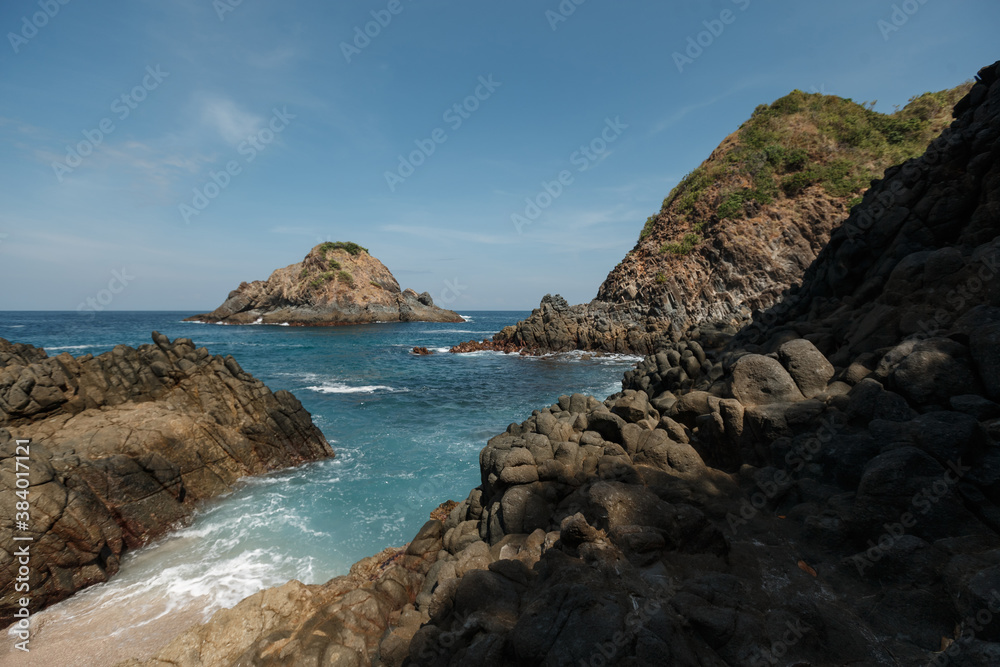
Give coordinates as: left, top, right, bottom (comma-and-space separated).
299, 267, 309, 279
655, 273, 667, 284
319, 241, 368, 256
370, 281, 383, 289
781, 169, 820, 196
329, 259, 341, 270
717, 191, 747, 220
638, 215, 659, 241
337, 270, 355, 288
717, 182, 777, 220
661, 233, 702, 256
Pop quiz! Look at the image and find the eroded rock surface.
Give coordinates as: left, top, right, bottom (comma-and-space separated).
0, 333, 333, 617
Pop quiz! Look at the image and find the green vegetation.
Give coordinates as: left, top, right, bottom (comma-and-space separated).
309, 271, 338, 289
661, 233, 702, 256
319, 241, 368, 256
655, 273, 667, 284
329, 259, 341, 270
370, 281, 383, 289
337, 270, 354, 288
638, 216, 658, 241
638, 83, 971, 243
299, 267, 309, 279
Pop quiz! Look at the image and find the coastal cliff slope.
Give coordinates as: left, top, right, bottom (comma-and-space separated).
0, 333, 332, 618
131, 61, 1000, 666
456, 83, 970, 355
186, 242, 463, 326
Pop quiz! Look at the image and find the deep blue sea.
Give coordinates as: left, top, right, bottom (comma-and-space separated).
0, 311, 640, 628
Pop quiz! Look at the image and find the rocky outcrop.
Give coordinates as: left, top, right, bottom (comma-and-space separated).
143, 61, 1000, 666
450, 295, 738, 356
187, 243, 463, 325
457, 84, 971, 355
0, 333, 333, 618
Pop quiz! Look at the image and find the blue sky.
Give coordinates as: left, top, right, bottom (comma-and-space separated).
0, 0, 997, 312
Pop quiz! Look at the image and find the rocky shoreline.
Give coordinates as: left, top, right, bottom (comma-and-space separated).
0, 332, 333, 618
126, 61, 1000, 665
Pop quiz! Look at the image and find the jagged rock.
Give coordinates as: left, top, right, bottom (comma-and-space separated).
0, 333, 332, 618
186, 243, 463, 325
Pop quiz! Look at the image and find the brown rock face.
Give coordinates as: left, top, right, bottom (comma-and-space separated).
186, 243, 464, 325
0, 333, 333, 618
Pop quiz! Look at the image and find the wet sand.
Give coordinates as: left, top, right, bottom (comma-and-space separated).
0, 592, 208, 667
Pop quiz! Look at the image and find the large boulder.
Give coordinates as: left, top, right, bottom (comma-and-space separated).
730, 355, 805, 406
777, 339, 835, 398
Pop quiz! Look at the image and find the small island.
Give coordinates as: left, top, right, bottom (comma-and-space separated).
185, 242, 464, 325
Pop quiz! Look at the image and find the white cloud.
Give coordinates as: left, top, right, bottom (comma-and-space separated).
200, 97, 263, 144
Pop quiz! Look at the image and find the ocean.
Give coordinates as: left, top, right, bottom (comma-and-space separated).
0, 311, 641, 647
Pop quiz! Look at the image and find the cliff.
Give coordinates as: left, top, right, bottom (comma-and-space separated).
456, 83, 971, 355
187, 242, 464, 325
136, 61, 1000, 665
0, 333, 333, 618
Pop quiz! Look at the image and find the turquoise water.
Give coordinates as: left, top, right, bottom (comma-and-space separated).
0, 312, 639, 621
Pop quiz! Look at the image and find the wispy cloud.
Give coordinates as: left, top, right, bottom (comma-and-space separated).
199, 96, 263, 144
649, 75, 769, 136
380, 224, 519, 246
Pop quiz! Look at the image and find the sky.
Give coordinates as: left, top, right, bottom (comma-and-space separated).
0, 0, 997, 312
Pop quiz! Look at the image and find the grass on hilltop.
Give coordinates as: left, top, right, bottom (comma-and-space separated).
638, 84, 972, 247
319, 241, 368, 256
